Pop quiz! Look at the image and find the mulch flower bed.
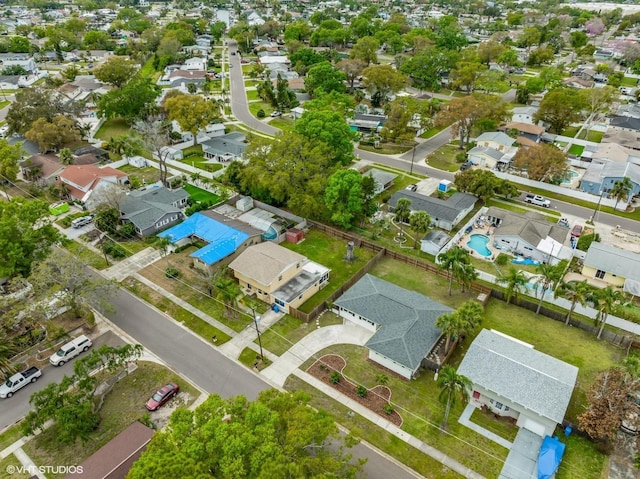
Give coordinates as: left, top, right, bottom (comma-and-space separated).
306, 354, 403, 426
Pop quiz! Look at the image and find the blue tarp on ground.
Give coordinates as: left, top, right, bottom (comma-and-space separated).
512, 258, 541, 265
158, 212, 249, 265
537, 436, 565, 479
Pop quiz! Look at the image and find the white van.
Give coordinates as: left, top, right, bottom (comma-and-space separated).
49, 335, 93, 366
71, 216, 92, 228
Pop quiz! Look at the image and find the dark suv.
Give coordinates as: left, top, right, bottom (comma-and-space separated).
460, 161, 472, 171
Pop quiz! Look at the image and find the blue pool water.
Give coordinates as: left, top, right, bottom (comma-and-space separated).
561, 169, 579, 184
467, 234, 491, 257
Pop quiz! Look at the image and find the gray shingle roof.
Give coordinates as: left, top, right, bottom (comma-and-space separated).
486, 207, 568, 246
389, 191, 477, 223
365, 168, 397, 190
475, 131, 516, 147
468, 146, 505, 161
201, 133, 247, 157
335, 274, 450, 371
458, 329, 578, 424
120, 187, 188, 231
583, 242, 640, 282
422, 230, 451, 247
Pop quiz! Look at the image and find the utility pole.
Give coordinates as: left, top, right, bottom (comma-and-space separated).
252, 308, 263, 360
410, 143, 417, 175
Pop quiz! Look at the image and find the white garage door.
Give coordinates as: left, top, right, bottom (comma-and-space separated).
521, 417, 546, 437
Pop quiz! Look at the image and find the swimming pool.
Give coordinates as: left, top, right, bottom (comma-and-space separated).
467, 234, 491, 257
561, 169, 579, 184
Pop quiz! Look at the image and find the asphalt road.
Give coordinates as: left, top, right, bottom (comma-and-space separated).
105, 288, 420, 479
0, 331, 124, 431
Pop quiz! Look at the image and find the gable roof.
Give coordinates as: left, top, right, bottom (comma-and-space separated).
335, 274, 450, 371
468, 146, 505, 161
501, 122, 545, 135
475, 131, 516, 147
486, 206, 569, 246
583, 241, 640, 281
158, 212, 250, 265
458, 329, 578, 424
201, 132, 247, 157
609, 115, 640, 131
60, 164, 126, 188
120, 186, 188, 231
389, 191, 477, 222
229, 242, 306, 286
364, 168, 397, 187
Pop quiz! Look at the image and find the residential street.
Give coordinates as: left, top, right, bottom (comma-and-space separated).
104, 287, 421, 479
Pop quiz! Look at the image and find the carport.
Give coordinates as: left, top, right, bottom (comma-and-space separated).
498, 428, 543, 479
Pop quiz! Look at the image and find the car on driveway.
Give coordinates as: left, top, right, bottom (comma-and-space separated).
146, 382, 179, 411
459, 161, 472, 171
570, 225, 583, 238
406, 184, 418, 192
270, 111, 282, 118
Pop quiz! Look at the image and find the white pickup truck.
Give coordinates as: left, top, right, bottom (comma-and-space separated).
49, 335, 93, 366
524, 194, 551, 208
0, 367, 42, 398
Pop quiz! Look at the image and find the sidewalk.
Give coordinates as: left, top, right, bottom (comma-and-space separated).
218, 308, 284, 359
102, 247, 163, 281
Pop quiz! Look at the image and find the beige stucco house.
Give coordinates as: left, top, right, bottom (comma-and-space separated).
228, 242, 329, 313
582, 242, 640, 293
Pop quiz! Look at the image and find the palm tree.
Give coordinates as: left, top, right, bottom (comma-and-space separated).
409, 211, 431, 249
457, 263, 478, 293
456, 301, 484, 335
497, 267, 527, 305
438, 246, 471, 296
555, 280, 591, 325
435, 312, 463, 354
0, 330, 18, 379
437, 365, 472, 428
592, 286, 626, 340
393, 198, 412, 238
534, 263, 564, 314
59, 148, 74, 165
610, 177, 633, 211
214, 277, 242, 318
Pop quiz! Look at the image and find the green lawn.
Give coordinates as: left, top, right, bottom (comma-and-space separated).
61, 240, 110, 270
487, 198, 561, 219
281, 229, 377, 313
269, 117, 295, 131
183, 183, 221, 203
94, 118, 131, 142
568, 144, 584, 157
22, 362, 198, 478
0, 455, 30, 479
249, 101, 274, 118
117, 165, 160, 185
621, 76, 638, 87
238, 347, 272, 371
426, 144, 465, 172
561, 126, 579, 138
246, 89, 260, 101
470, 408, 519, 442
257, 311, 343, 356
244, 80, 259, 87
0, 422, 24, 451
577, 130, 604, 143
420, 126, 446, 139
358, 143, 412, 155
0, 100, 10, 109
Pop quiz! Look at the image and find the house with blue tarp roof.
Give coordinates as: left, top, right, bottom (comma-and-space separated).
157, 211, 262, 271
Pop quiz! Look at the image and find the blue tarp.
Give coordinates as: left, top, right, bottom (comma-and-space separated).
537, 435, 565, 479
512, 258, 541, 265
158, 213, 249, 265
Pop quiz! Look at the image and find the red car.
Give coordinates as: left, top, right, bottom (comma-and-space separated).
145, 382, 179, 411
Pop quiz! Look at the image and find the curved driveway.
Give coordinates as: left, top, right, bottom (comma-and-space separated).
261, 324, 373, 387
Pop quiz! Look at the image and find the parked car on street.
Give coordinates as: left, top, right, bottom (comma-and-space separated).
524, 194, 551, 208
49, 335, 93, 366
146, 382, 179, 411
0, 367, 42, 398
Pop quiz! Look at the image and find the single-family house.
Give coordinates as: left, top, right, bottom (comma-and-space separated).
467, 145, 507, 169
485, 207, 571, 264
420, 230, 452, 256
201, 132, 247, 163
581, 242, 640, 294
589, 143, 640, 166
64, 422, 154, 479
1, 55, 38, 73
334, 274, 450, 380
120, 186, 189, 237
19, 154, 65, 185
579, 162, 640, 207
458, 329, 578, 437
163, 70, 206, 88
229, 242, 329, 313
608, 115, 640, 133
158, 211, 263, 272
364, 168, 397, 195
511, 106, 538, 125
499, 122, 544, 144
58, 164, 128, 209
180, 57, 207, 71
389, 191, 477, 231
474, 132, 516, 152
350, 113, 386, 133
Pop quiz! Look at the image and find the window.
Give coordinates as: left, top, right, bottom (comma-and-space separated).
495, 401, 503, 410
472, 391, 480, 399
595, 269, 606, 279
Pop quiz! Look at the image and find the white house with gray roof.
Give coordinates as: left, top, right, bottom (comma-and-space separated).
363, 168, 397, 195
458, 329, 578, 437
389, 191, 477, 231
334, 274, 450, 380
582, 242, 640, 295
201, 132, 247, 163
120, 186, 189, 237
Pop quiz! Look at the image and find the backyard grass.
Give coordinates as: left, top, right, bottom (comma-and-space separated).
577, 130, 604, 143
94, 118, 130, 142
561, 126, 579, 138
183, 183, 221, 203
285, 376, 463, 479
117, 165, 160, 185
555, 432, 606, 479
621, 76, 638, 87
568, 144, 585, 157
22, 362, 198, 478
426, 144, 464, 172
281, 230, 377, 313
257, 311, 344, 356
123, 276, 232, 344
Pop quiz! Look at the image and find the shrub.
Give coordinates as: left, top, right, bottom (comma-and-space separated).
118, 222, 136, 240
577, 233, 600, 252
330, 371, 341, 384
455, 152, 467, 163
495, 253, 510, 266
383, 403, 394, 415
165, 267, 180, 279
257, 109, 266, 118
356, 385, 367, 398
102, 241, 126, 259
84, 309, 96, 328
376, 374, 389, 385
